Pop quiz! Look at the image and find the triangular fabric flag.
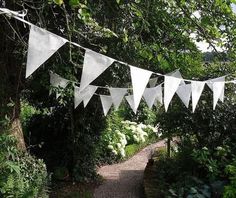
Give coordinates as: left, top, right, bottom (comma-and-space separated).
166, 69, 185, 85
50, 72, 69, 89
125, 95, 137, 113
143, 86, 162, 109
191, 81, 205, 112
26, 25, 67, 78
109, 88, 127, 110
149, 77, 158, 87
74, 85, 98, 108
82, 85, 98, 108
176, 84, 192, 108
100, 95, 113, 116
164, 76, 182, 111
130, 66, 152, 112
74, 86, 84, 108
79, 49, 115, 91
155, 85, 163, 105
50, 72, 70, 99
213, 81, 225, 110
206, 76, 225, 102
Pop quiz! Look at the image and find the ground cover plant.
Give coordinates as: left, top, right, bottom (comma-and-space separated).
0, 133, 49, 198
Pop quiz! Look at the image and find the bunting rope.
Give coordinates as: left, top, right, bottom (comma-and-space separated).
1, 7, 236, 115
1, 7, 235, 84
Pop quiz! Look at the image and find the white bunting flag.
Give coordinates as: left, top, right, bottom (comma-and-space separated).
74, 86, 83, 108
130, 66, 152, 113
176, 84, 192, 108
213, 81, 225, 110
166, 69, 185, 85
79, 50, 115, 91
149, 77, 158, 87
109, 88, 127, 110
164, 76, 182, 111
125, 95, 136, 113
82, 85, 98, 107
50, 72, 70, 99
191, 81, 205, 112
100, 95, 113, 116
143, 86, 162, 109
50, 72, 69, 89
74, 85, 98, 108
155, 85, 163, 105
206, 76, 225, 103
26, 25, 67, 78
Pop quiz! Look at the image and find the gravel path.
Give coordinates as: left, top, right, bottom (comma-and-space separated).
94, 140, 166, 198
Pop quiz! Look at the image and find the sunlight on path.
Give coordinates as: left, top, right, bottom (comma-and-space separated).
94, 140, 165, 198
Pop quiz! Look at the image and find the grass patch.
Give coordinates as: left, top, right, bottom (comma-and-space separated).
125, 144, 144, 158
124, 137, 161, 159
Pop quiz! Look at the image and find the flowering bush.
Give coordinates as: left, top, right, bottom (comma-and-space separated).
105, 120, 161, 158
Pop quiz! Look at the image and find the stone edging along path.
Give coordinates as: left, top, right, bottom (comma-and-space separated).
94, 140, 166, 198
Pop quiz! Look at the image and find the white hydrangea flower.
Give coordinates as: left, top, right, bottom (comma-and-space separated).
133, 135, 139, 143
108, 145, 114, 150
138, 123, 147, 129
140, 136, 145, 142
131, 125, 137, 130
117, 143, 122, 148
120, 138, 127, 146
112, 150, 118, 155
120, 148, 126, 157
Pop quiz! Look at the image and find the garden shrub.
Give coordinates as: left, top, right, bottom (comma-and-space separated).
0, 134, 50, 198
224, 158, 236, 198
97, 108, 161, 163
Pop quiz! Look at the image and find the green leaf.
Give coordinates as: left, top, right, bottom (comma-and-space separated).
69, 0, 80, 7
53, 0, 64, 6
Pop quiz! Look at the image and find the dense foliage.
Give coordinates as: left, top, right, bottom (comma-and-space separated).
144, 63, 236, 197
97, 106, 160, 164
0, 134, 49, 198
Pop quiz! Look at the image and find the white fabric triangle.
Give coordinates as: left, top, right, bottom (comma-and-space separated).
125, 95, 136, 114
79, 49, 115, 91
26, 25, 67, 78
109, 88, 127, 110
50, 72, 70, 99
206, 76, 225, 102
143, 86, 161, 109
213, 81, 225, 110
167, 69, 185, 85
74, 86, 84, 108
164, 76, 182, 111
155, 85, 163, 105
83, 85, 98, 108
74, 85, 98, 108
130, 66, 152, 112
100, 95, 113, 116
50, 72, 69, 89
176, 84, 192, 108
191, 81, 205, 112
149, 77, 158, 87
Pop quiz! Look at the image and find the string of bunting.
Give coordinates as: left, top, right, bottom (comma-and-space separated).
1, 8, 236, 116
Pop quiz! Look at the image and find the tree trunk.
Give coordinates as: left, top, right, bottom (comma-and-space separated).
10, 118, 26, 150
0, 0, 26, 151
